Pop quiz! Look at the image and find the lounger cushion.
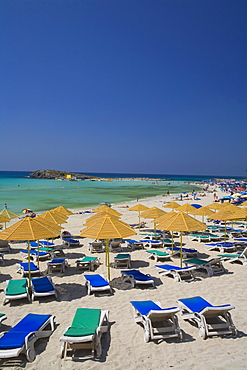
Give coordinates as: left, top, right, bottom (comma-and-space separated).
20, 262, 39, 271
122, 270, 153, 281
0, 314, 51, 349
80, 257, 97, 262
49, 258, 65, 264
31, 277, 53, 293
156, 264, 193, 271
6, 279, 27, 295
64, 308, 100, 337
146, 250, 169, 256
115, 254, 130, 259
84, 275, 109, 287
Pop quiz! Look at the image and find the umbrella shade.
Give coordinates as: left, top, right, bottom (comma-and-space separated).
223, 204, 240, 212
80, 215, 136, 240
155, 211, 177, 224
157, 211, 206, 232
156, 211, 206, 267
52, 206, 74, 215
93, 205, 122, 217
0, 217, 60, 241
39, 210, 67, 225
163, 202, 180, 209
35, 215, 62, 231
177, 203, 197, 213
240, 201, 247, 206
141, 207, 166, 219
129, 204, 149, 212
84, 211, 119, 226
209, 208, 236, 221
207, 202, 225, 210
228, 207, 247, 220
192, 206, 215, 217
0, 209, 19, 220
0, 215, 10, 223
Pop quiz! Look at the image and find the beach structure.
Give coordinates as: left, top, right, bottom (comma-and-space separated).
177, 296, 237, 339
76, 256, 100, 271
121, 269, 155, 288
129, 203, 149, 229
156, 264, 196, 282
80, 214, 136, 280
130, 300, 182, 342
157, 212, 206, 266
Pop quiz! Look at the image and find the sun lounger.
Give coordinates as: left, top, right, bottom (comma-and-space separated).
121, 270, 154, 288
204, 233, 221, 241
177, 296, 237, 339
140, 240, 164, 248
188, 234, 211, 242
62, 238, 80, 247
60, 308, 109, 359
31, 276, 57, 301
165, 246, 198, 258
20, 249, 50, 262
205, 243, 237, 253
3, 279, 30, 305
0, 240, 11, 253
125, 239, 144, 250
114, 253, 131, 268
146, 249, 172, 262
155, 264, 196, 282
110, 241, 122, 252
16, 262, 40, 277
130, 300, 182, 342
0, 313, 55, 362
29, 241, 40, 249
39, 240, 55, 247
0, 314, 6, 326
218, 246, 247, 266
161, 238, 173, 246
47, 258, 68, 274
84, 274, 112, 295
130, 222, 146, 229
183, 258, 227, 276
76, 257, 100, 271
89, 241, 104, 253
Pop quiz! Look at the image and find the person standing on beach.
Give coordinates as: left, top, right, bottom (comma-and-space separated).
4, 203, 7, 209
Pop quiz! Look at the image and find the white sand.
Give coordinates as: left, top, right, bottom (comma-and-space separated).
0, 188, 247, 369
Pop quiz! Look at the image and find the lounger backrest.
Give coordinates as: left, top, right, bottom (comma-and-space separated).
6, 279, 27, 295
64, 308, 100, 337
178, 296, 212, 313
31, 277, 53, 292
85, 274, 109, 287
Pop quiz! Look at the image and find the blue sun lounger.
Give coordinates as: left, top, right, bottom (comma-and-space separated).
155, 264, 196, 282
62, 238, 80, 247
16, 262, 40, 277
205, 243, 237, 253
47, 258, 68, 274
20, 250, 50, 261
39, 240, 55, 247
31, 276, 57, 301
0, 313, 55, 362
177, 296, 237, 339
84, 274, 112, 295
121, 270, 154, 288
130, 300, 182, 342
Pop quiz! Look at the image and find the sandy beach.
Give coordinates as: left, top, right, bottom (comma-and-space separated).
0, 188, 247, 370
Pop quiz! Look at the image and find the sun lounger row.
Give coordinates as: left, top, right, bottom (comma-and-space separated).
0, 295, 238, 363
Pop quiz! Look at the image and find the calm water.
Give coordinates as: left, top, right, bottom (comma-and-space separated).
0, 171, 243, 213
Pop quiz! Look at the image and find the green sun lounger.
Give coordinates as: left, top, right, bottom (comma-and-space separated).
76, 256, 100, 271
183, 258, 227, 276
60, 308, 109, 359
114, 253, 131, 268
4, 279, 30, 305
146, 249, 171, 262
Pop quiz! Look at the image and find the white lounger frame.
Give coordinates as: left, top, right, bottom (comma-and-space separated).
177, 301, 237, 339
132, 301, 182, 342
0, 315, 55, 362
60, 310, 109, 360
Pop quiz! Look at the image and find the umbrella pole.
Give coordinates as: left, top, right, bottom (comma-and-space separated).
28, 240, 31, 291
171, 231, 174, 257
180, 232, 183, 268
224, 221, 226, 243
105, 239, 110, 281
138, 212, 140, 231
37, 240, 40, 268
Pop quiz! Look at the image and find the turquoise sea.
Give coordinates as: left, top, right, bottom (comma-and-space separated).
0, 171, 243, 214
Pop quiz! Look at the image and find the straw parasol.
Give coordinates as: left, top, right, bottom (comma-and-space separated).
177, 203, 197, 214
52, 206, 74, 216
223, 204, 240, 212
228, 207, 247, 222
240, 200, 247, 206
209, 208, 236, 242
207, 203, 224, 210
156, 211, 206, 267
156, 210, 178, 252
129, 204, 149, 229
39, 210, 67, 225
93, 205, 122, 217
163, 202, 180, 210
192, 206, 215, 223
80, 215, 136, 280
84, 211, 119, 226
0, 209, 19, 228
141, 207, 166, 233
0, 218, 60, 288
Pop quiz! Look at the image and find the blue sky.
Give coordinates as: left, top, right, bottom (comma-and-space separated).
1, 0, 246, 177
